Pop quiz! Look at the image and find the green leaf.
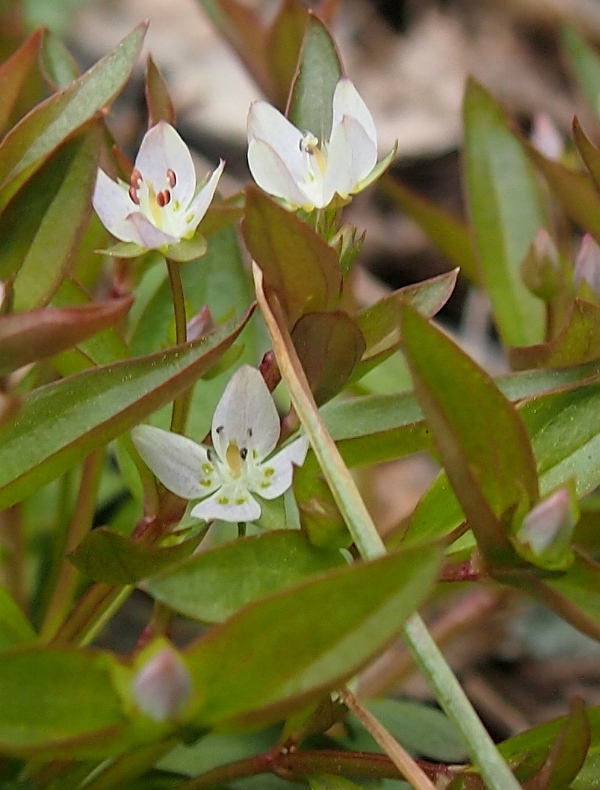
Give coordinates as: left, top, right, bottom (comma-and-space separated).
186, 543, 442, 730
69, 528, 203, 585
145, 55, 175, 127
0, 587, 36, 649
292, 311, 365, 405
10, 125, 101, 310
266, 0, 309, 109
532, 697, 590, 790
0, 23, 146, 210
144, 531, 345, 623
40, 30, 81, 89
288, 12, 342, 140
0, 296, 133, 377
380, 175, 479, 284
463, 78, 546, 347
0, 308, 253, 510
242, 186, 341, 326
572, 116, 600, 192
562, 27, 600, 120
509, 299, 600, 370
401, 304, 538, 563
0, 649, 125, 757
0, 30, 43, 135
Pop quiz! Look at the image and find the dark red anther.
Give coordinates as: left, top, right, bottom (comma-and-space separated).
128, 185, 140, 205
129, 168, 143, 188
156, 189, 171, 207
167, 168, 176, 188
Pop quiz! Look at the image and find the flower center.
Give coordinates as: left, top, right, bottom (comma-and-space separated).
128, 168, 178, 228
225, 441, 247, 479
300, 133, 327, 176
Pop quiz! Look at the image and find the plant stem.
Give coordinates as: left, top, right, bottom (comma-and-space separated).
253, 264, 523, 790
0, 503, 25, 608
339, 687, 437, 790
166, 258, 188, 435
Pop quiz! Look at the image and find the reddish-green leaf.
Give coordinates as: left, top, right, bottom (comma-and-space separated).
510, 299, 600, 370
0, 307, 253, 509
145, 55, 175, 127
0, 23, 145, 210
288, 13, 343, 139
242, 186, 341, 326
145, 531, 345, 623
463, 78, 546, 347
380, 175, 479, 284
0, 30, 43, 135
266, 0, 309, 109
40, 30, 81, 90
0, 296, 133, 377
572, 117, 600, 193
401, 305, 538, 564
292, 311, 365, 405
186, 543, 442, 730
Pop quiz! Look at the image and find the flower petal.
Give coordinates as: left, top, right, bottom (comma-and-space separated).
247, 101, 305, 181
184, 159, 225, 232
211, 365, 280, 462
131, 425, 217, 500
92, 168, 141, 243
128, 212, 180, 249
332, 78, 377, 147
251, 435, 309, 500
135, 121, 196, 207
191, 486, 261, 522
248, 139, 310, 208
325, 115, 378, 200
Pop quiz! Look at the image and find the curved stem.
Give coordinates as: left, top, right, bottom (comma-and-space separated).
166, 258, 188, 435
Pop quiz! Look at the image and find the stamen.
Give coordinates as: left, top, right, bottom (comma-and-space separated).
128, 185, 140, 205
130, 169, 143, 189
156, 189, 171, 207
226, 442, 243, 478
167, 169, 177, 188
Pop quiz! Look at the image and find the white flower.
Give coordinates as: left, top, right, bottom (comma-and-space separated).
247, 78, 381, 210
93, 121, 225, 250
131, 365, 309, 522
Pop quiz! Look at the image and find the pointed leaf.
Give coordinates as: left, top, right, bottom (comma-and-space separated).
40, 30, 81, 90
145, 530, 345, 622
242, 186, 342, 326
530, 697, 590, 790
562, 27, 600, 120
0, 296, 133, 377
145, 55, 175, 127
572, 117, 600, 192
0, 23, 146, 210
186, 543, 442, 730
0, 30, 43, 135
0, 307, 253, 509
288, 13, 343, 139
464, 78, 546, 347
266, 0, 310, 109
401, 305, 538, 564
510, 299, 600, 370
380, 174, 479, 284
292, 311, 365, 405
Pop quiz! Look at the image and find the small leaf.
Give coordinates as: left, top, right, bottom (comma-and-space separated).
0, 296, 133, 377
242, 186, 341, 326
288, 12, 343, 140
572, 117, 600, 192
380, 174, 480, 284
0, 23, 146, 210
509, 299, 600, 370
266, 0, 310, 108
0, 307, 253, 509
292, 311, 366, 405
145, 530, 345, 622
145, 55, 175, 127
463, 78, 547, 347
40, 30, 80, 89
70, 528, 203, 585
562, 27, 600, 120
0, 587, 36, 649
186, 543, 442, 730
402, 304, 538, 564
0, 30, 43, 135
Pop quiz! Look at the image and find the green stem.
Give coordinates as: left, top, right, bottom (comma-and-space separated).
0, 503, 25, 609
166, 258, 188, 435
254, 264, 522, 790
40, 452, 103, 642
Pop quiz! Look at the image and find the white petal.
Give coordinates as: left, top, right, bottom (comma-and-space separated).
92, 168, 141, 243
325, 116, 378, 201
252, 435, 309, 500
332, 78, 377, 147
247, 101, 305, 181
248, 139, 310, 208
128, 212, 180, 249
211, 365, 280, 462
191, 486, 261, 522
131, 425, 217, 500
135, 122, 196, 207
184, 159, 225, 232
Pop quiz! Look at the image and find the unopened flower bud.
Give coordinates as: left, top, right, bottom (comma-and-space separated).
133, 647, 193, 722
186, 306, 215, 341
531, 113, 564, 161
514, 487, 577, 570
574, 234, 600, 298
521, 228, 561, 301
